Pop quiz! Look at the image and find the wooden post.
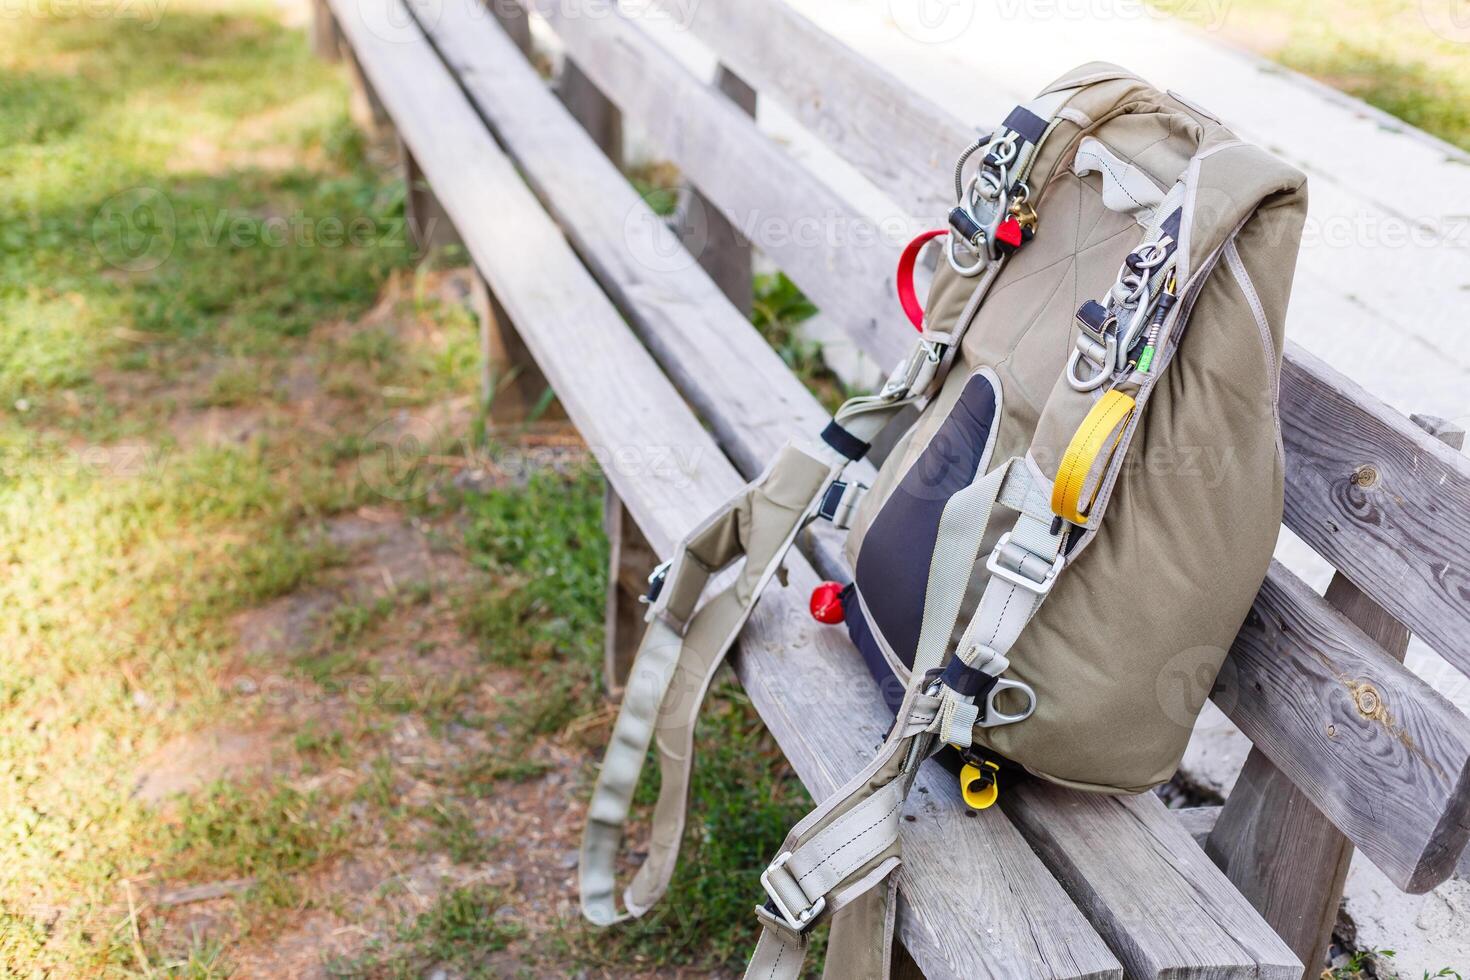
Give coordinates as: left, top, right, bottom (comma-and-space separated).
343, 48, 394, 140
485, 0, 532, 55
400, 142, 463, 254
469, 271, 557, 429
1205, 414, 1464, 978
673, 65, 756, 315
558, 61, 624, 169
309, 0, 342, 60
602, 487, 657, 695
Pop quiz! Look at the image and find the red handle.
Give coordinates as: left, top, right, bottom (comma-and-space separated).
897, 229, 948, 332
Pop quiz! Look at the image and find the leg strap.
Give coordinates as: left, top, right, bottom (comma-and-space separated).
579, 441, 840, 925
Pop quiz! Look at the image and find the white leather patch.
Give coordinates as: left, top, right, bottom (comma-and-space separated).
1072, 136, 1166, 226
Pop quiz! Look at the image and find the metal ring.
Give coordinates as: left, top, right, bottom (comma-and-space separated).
1009, 180, 1031, 204
988, 135, 1019, 167
1066, 348, 1112, 392
977, 677, 1036, 728
945, 231, 987, 277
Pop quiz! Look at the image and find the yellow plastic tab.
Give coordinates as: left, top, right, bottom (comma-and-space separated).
960, 760, 1000, 810
1051, 389, 1137, 525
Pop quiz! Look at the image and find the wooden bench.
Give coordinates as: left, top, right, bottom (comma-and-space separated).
311, 1, 1470, 976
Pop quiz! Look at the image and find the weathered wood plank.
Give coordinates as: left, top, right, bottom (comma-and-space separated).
419, 0, 839, 479
1279, 346, 1470, 679
1208, 417, 1466, 977
1004, 783, 1300, 980
517, 0, 912, 368
331, 3, 1120, 976
656, 0, 964, 222
1223, 562, 1470, 894
1176, 806, 1221, 849
671, 65, 756, 315
413, 6, 1327, 974
557, 60, 623, 169
468, 271, 554, 426
400, 141, 461, 253
309, 0, 341, 61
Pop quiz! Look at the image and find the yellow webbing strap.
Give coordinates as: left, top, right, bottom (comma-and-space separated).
1051, 389, 1136, 525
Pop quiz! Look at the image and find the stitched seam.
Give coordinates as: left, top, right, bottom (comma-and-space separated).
1093, 153, 1147, 209
988, 584, 1017, 646
767, 941, 784, 980
1224, 240, 1283, 459
795, 796, 902, 884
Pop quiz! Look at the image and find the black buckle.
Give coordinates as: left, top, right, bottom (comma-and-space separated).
816, 481, 847, 522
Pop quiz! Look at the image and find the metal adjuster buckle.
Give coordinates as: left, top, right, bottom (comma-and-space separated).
759, 851, 826, 933
640, 559, 671, 605
984, 532, 1064, 595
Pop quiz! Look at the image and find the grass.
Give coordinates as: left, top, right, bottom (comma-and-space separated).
1156, 0, 1470, 152
325, 884, 523, 979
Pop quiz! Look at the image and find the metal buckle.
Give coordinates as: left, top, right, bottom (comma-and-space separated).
759, 851, 826, 933
984, 532, 1064, 595
640, 560, 671, 605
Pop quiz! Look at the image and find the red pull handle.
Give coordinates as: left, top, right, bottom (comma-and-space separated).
897, 229, 948, 332
809, 581, 846, 624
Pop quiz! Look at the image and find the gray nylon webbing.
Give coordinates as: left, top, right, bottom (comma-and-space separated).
579, 442, 839, 926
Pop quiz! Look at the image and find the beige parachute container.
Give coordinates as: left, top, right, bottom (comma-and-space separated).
841, 63, 1307, 793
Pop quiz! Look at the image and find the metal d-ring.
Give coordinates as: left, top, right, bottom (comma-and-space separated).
946, 230, 988, 277
977, 677, 1036, 727
1066, 346, 1113, 392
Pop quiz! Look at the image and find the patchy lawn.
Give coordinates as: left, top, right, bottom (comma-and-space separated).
1157, 0, 1470, 152
0, 0, 812, 975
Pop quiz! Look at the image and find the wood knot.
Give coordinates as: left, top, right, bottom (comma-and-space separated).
1326, 724, 1337, 738
1351, 464, 1379, 488
1353, 683, 1382, 718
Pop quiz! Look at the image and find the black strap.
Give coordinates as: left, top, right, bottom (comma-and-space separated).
820, 420, 870, 462
938, 656, 999, 700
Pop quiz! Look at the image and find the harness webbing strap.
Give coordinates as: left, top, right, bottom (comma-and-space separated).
579, 442, 839, 925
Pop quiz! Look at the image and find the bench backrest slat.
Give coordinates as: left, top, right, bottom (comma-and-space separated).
1280, 346, 1470, 678
656, 0, 961, 222
526, 0, 912, 368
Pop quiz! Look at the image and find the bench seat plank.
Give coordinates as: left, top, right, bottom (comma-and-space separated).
412, 3, 1308, 974
330, 1, 1121, 975
1003, 784, 1300, 980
